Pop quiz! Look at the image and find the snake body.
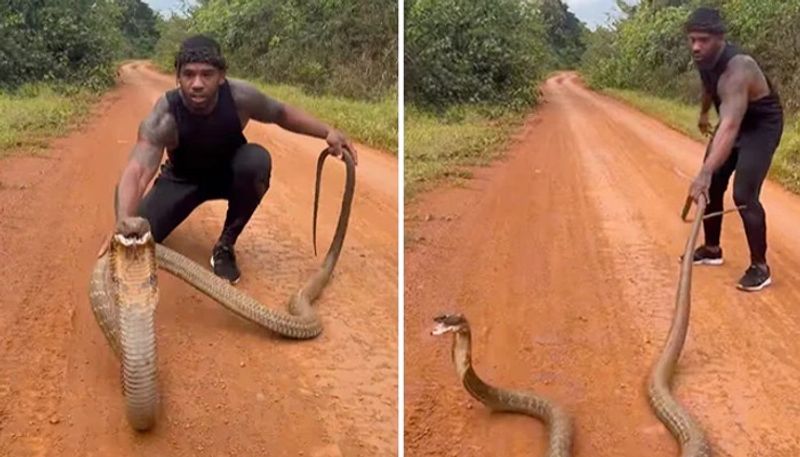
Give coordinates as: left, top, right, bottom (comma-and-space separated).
89, 149, 355, 430
646, 197, 711, 457
432, 314, 573, 457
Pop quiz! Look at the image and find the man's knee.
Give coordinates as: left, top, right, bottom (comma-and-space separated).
732, 180, 758, 207
232, 143, 272, 185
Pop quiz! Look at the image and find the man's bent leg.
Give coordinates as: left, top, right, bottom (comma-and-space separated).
138, 172, 208, 243
218, 143, 272, 246
209, 144, 271, 284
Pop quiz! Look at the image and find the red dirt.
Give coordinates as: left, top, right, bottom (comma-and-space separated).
404, 72, 800, 456
0, 61, 397, 457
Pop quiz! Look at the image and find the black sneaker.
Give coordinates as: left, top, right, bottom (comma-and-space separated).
210, 243, 241, 284
737, 264, 772, 292
683, 245, 724, 265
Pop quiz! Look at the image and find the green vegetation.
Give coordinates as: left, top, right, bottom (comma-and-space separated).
153, 0, 397, 101
405, 106, 522, 196
605, 88, 715, 142
0, 85, 94, 156
0, 0, 160, 155
257, 83, 397, 154
2, 0, 396, 156
539, 0, 589, 70
404, 0, 584, 197
0, 0, 161, 91
583, 0, 800, 194
583, 1, 800, 110
405, 0, 549, 109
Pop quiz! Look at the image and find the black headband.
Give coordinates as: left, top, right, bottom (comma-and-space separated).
174, 35, 228, 71
685, 7, 726, 35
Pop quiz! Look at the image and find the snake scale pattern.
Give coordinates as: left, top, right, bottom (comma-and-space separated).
646, 197, 711, 457
88, 149, 355, 430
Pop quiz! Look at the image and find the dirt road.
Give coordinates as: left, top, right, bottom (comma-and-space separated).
0, 61, 397, 457
405, 72, 800, 456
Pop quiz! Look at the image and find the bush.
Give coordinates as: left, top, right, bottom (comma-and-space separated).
0, 0, 160, 92
181, 0, 397, 101
405, 0, 553, 110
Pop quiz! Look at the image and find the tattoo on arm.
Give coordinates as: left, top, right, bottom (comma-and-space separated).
717, 57, 751, 129
700, 57, 751, 174
116, 97, 175, 220
229, 78, 285, 124
133, 96, 175, 173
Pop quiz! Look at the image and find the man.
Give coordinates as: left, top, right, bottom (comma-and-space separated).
685, 7, 783, 292
114, 35, 358, 284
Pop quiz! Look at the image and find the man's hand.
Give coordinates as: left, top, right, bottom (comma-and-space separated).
698, 112, 712, 137
689, 169, 711, 203
326, 129, 358, 165
96, 233, 112, 258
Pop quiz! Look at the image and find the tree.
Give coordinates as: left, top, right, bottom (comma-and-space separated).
536, 0, 587, 69
117, 0, 161, 57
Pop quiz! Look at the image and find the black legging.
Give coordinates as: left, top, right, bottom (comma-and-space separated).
138, 143, 272, 246
703, 122, 783, 264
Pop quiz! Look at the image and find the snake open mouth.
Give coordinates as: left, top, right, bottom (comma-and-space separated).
431, 322, 456, 336
113, 231, 152, 246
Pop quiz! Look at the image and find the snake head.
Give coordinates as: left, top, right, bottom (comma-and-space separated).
113, 217, 153, 246
432, 313, 468, 336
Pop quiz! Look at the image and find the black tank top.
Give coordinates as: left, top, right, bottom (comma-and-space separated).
699, 42, 783, 132
164, 81, 247, 179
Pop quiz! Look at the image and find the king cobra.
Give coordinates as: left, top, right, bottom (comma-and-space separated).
646, 195, 711, 457
432, 314, 573, 457
88, 148, 355, 431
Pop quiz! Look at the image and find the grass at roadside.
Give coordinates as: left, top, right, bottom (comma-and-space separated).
404, 105, 524, 198
604, 88, 711, 141
605, 88, 800, 194
0, 84, 96, 157
255, 83, 397, 154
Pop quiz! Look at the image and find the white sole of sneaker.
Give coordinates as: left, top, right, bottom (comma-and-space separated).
737, 276, 772, 292
694, 258, 724, 266
210, 256, 241, 285
680, 257, 724, 265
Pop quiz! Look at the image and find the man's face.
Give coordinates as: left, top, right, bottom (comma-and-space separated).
688, 31, 724, 67
177, 62, 225, 112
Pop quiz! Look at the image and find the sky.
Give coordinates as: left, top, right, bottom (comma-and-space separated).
142, 0, 189, 17
564, 0, 630, 29
143, 0, 635, 30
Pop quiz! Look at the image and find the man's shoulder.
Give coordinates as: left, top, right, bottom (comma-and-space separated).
140, 95, 178, 146
226, 78, 284, 123
148, 94, 177, 125
227, 78, 260, 102
727, 54, 758, 70
720, 54, 761, 88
